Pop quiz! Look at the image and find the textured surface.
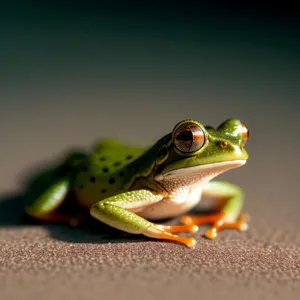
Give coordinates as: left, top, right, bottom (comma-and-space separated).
0, 196, 300, 300
1, 5, 300, 300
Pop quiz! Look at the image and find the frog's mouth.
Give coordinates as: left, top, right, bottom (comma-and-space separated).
154, 160, 247, 183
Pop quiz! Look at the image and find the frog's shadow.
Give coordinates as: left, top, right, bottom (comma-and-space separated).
0, 193, 212, 245
0, 193, 147, 244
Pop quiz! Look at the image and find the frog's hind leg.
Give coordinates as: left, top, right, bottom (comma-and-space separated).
24, 168, 71, 221
24, 151, 88, 226
180, 181, 249, 239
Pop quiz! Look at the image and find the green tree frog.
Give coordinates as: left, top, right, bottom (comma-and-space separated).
24, 119, 249, 248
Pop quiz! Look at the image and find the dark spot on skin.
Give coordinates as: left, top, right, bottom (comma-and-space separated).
101, 189, 106, 193
102, 167, 109, 173
126, 155, 133, 160
109, 178, 115, 184
114, 162, 121, 167
90, 176, 96, 183
119, 171, 124, 176
79, 185, 84, 189
99, 157, 106, 161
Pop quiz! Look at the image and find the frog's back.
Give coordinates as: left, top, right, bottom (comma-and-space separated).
73, 139, 148, 209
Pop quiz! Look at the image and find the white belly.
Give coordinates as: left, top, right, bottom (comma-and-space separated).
136, 186, 203, 220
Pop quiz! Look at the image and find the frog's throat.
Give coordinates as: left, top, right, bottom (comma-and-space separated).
154, 160, 246, 183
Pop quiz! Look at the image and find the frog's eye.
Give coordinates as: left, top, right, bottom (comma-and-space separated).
173, 122, 205, 153
241, 123, 249, 146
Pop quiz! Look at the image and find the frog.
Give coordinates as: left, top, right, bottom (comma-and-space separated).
24, 118, 249, 248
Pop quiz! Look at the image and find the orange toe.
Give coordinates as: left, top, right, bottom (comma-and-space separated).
180, 213, 224, 226
181, 212, 249, 239
205, 227, 218, 239
155, 224, 199, 234
146, 226, 197, 248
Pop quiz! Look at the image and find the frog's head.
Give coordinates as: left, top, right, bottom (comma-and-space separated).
153, 119, 249, 187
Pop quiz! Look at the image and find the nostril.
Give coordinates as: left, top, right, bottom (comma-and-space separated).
220, 141, 228, 148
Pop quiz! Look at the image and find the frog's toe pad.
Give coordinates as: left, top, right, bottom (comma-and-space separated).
238, 222, 248, 232
190, 225, 199, 233
205, 228, 218, 239
205, 220, 249, 239
186, 238, 197, 248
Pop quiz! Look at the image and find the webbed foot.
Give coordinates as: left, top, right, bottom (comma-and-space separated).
180, 212, 249, 239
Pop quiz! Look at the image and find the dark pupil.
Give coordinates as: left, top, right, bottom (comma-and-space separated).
176, 130, 193, 142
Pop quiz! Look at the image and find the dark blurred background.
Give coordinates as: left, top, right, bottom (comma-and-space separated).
1, 1, 299, 195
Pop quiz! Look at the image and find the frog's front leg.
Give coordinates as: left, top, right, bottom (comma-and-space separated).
90, 190, 197, 248
180, 181, 248, 239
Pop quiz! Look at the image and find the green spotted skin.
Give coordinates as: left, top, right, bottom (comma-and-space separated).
73, 139, 148, 210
